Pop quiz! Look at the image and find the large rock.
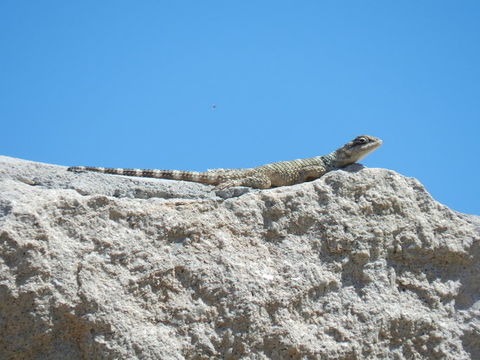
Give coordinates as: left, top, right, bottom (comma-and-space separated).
0, 155, 478, 359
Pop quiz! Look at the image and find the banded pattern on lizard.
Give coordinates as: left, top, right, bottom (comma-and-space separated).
68, 135, 382, 189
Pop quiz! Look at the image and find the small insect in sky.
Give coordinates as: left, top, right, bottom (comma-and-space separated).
211, 104, 217, 110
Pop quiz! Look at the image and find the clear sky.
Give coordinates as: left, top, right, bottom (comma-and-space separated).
1, 1, 479, 214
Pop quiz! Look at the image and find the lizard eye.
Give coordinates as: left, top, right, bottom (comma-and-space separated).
355, 136, 368, 144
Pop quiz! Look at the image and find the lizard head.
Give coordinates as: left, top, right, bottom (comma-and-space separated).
333, 135, 382, 167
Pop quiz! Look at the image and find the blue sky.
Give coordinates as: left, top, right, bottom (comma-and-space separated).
1, 1, 479, 214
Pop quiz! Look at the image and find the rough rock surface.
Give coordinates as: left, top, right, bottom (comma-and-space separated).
0, 155, 479, 360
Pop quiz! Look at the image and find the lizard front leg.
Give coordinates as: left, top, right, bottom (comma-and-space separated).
296, 165, 327, 183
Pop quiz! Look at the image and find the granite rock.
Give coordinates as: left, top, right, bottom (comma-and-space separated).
0, 156, 478, 359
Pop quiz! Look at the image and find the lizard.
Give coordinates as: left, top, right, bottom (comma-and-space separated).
67, 135, 382, 190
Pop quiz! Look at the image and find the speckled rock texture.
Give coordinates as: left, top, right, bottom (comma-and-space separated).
0, 155, 479, 360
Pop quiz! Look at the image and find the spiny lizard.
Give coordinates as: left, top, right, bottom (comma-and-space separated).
68, 135, 382, 189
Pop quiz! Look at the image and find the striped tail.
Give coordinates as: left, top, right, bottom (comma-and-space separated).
67, 166, 221, 185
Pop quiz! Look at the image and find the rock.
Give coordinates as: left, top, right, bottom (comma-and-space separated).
0, 155, 478, 359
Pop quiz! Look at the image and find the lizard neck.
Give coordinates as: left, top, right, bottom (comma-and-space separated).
321, 152, 340, 171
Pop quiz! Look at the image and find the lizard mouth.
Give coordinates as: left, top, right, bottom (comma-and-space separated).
362, 139, 382, 154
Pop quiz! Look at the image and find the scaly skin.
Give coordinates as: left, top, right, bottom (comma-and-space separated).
68, 135, 382, 189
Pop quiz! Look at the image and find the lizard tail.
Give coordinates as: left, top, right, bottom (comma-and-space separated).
67, 166, 221, 185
